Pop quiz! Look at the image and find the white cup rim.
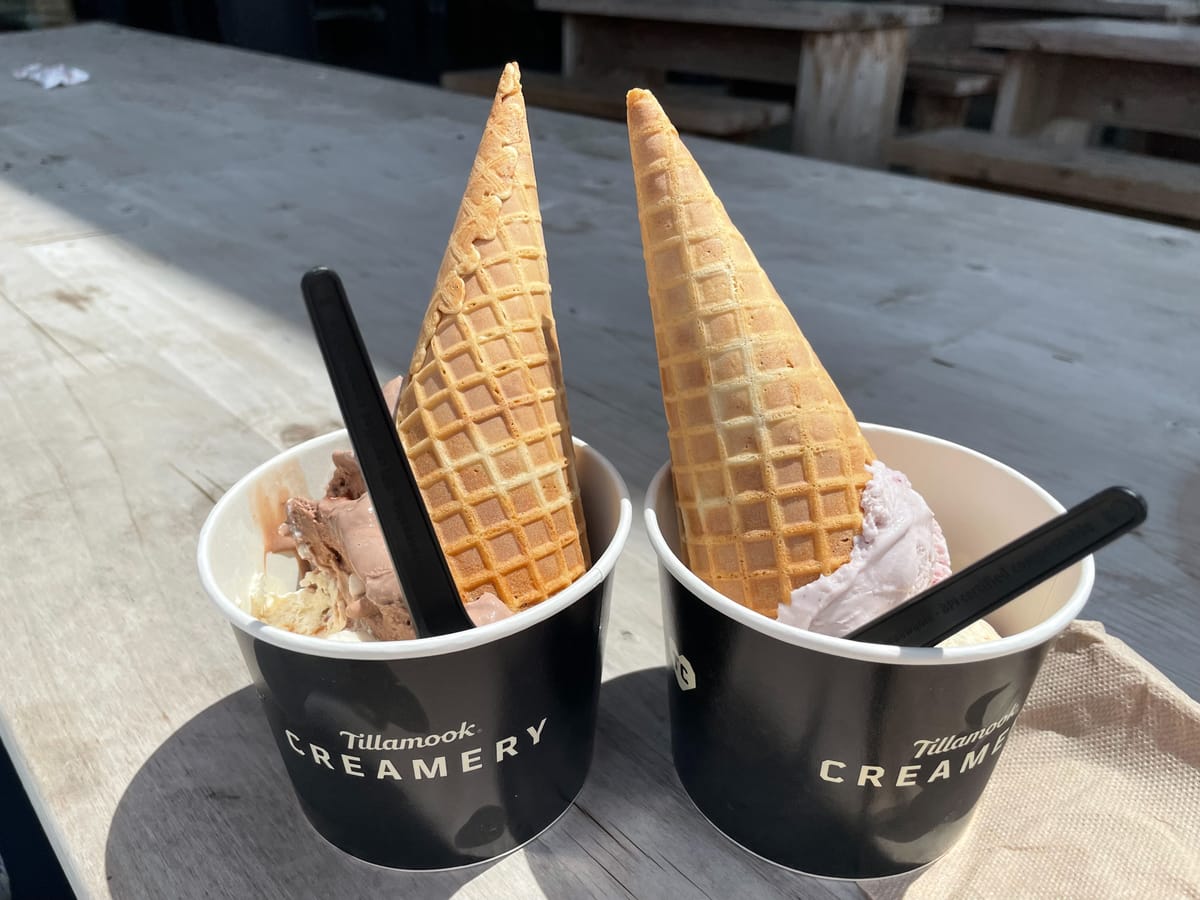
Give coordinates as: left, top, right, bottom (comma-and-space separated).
198, 429, 632, 660
644, 423, 1095, 666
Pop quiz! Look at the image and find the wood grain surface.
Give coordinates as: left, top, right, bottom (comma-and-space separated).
976, 16, 1200, 65
0, 23, 1197, 900
888, 127, 1200, 221
925, 0, 1200, 17
537, 0, 941, 31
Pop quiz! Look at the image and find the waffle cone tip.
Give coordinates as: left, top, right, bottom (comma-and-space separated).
485, 62, 527, 153
498, 61, 521, 97
626, 88, 673, 135
626, 87, 656, 109
406, 64, 532, 376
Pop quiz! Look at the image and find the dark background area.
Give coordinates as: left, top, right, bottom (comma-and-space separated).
64, 0, 563, 84
0, 740, 74, 898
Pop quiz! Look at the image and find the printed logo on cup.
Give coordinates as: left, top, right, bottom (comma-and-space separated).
239, 606, 605, 870
659, 573, 1054, 879
281, 717, 550, 782
668, 638, 697, 692
817, 700, 1020, 790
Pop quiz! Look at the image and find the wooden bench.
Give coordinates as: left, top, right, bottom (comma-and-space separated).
908, 48, 1007, 73
903, 0, 1199, 90
440, 69, 791, 139
979, 16, 1200, 65
889, 127, 1200, 222
905, 64, 999, 130
936, 0, 1199, 18
901, 0, 1198, 134
976, 18, 1200, 138
535, 0, 941, 167
890, 16, 1200, 223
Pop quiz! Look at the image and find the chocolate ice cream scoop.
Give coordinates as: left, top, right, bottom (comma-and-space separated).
279, 451, 513, 641
284, 451, 415, 640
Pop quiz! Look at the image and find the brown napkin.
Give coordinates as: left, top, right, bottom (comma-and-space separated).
863, 620, 1200, 899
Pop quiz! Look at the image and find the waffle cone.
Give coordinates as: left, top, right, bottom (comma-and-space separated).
627, 88, 874, 617
396, 63, 589, 610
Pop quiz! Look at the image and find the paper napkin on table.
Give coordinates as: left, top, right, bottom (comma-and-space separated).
863, 621, 1200, 899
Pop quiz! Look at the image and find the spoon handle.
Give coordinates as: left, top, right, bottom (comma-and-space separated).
302, 267, 473, 637
848, 486, 1147, 647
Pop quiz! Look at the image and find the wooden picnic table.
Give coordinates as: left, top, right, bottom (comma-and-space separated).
905, 0, 1200, 78
536, 0, 941, 167
892, 17, 1200, 221
930, 0, 1199, 16
981, 16, 1200, 139
0, 22, 1197, 900
899, 0, 1197, 137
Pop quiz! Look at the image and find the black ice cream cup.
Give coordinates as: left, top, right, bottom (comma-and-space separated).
643, 424, 1094, 880
199, 429, 632, 870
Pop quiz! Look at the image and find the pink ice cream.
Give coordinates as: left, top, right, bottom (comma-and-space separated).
776, 460, 952, 638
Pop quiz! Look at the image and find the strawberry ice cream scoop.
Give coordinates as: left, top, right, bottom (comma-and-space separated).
777, 461, 952, 638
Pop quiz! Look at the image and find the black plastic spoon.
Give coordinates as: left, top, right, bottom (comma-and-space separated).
847, 486, 1147, 647
301, 267, 474, 637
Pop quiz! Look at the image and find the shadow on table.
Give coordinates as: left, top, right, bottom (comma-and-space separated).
103, 686, 489, 900
0, 24, 673, 498
522, 667, 866, 900
105, 668, 874, 899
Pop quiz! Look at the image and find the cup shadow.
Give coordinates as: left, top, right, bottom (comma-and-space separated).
103, 686, 490, 899
104, 669, 902, 899
521, 668, 869, 900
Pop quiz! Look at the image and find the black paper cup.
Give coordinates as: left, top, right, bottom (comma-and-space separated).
199, 430, 631, 870
644, 424, 1093, 880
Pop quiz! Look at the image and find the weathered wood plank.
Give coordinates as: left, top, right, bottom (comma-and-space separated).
977, 16, 1200, 65
934, 0, 1200, 18
907, 65, 998, 97
989, 42, 1200, 140
997, 52, 1200, 139
552, 9, 921, 164
561, 13, 662, 83
889, 126, 1200, 221
905, 64, 998, 134
794, 28, 910, 166
991, 52, 1073, 136
908, 47, 1008, 73
553, 15, 805, 85
1056, 56, 1200, 137
441, 68, 791, 137
537, 0, 941, 31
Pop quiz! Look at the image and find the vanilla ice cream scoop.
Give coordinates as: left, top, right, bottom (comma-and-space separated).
777, 461, 953, 638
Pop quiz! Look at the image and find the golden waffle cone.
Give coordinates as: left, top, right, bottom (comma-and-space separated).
627, 88, 874, 617
396, 63, 588, 611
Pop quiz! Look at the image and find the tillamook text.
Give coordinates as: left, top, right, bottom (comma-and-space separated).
283, 717, 547, 781
819, 703, 1020, 788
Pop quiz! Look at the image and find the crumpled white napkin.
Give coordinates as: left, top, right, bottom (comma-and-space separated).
13, 63, 89, 89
